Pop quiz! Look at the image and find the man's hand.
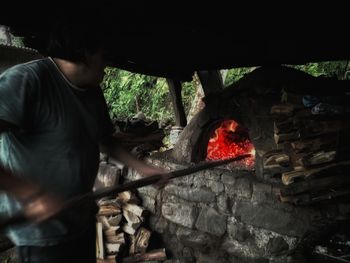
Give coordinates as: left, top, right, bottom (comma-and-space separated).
138, 164, 170, 189
100, 136, 170, 188
23, 191, 64, 223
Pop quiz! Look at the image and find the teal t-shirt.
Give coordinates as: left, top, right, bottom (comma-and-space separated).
0, 58, 113, 246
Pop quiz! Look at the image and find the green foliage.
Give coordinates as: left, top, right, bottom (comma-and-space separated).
290, 61, 349, 79
224, 67, 254, 87
12, 36, 25, 47
102, 68, 196, 125
102, 68, 197, 124
181, 80, 196, 114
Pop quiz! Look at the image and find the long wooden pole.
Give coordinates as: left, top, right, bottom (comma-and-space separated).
0, 154, 250, 229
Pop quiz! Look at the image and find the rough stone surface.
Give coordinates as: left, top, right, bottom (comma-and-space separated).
149, 216, 168, 234
232, 201, 310, 237
138, 185, 159, 199
222, 238, 264, 259
206, 180, 224, 193
164, 185, 215, 203
227, 218, 251, 242
162, 202, 197, 228
141, 195, 156, 214
251, 182, 274, 204
195, 206, 227, 236
135, 156, 344, 262
221, 171, 237, 185
266, 236, 289, 255
176, 228, 215, 251
203, 169, 222, 181
182, 247, 195, 263
217, 194, 230, 214
225, 177, 252, 199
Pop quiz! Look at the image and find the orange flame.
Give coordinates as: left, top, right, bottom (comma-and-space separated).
206, 120, 255, 167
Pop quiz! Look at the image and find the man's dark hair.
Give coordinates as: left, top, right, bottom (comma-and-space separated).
46, 11, 111, 63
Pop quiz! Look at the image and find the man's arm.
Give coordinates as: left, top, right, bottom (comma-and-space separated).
0, 119, 62, 222
100, 135, 165, 177
0, 119, 34, 200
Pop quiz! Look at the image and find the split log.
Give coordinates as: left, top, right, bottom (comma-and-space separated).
123, 210, 143, 230
104, 226, 120, 237
282, 160, 350, 185
98, 205, 122, 216
107, 214, 123, 227
105, 232, 125, 244
96, 222, 104, 259
280, 188, 350, 205
129, 235, 137, 255
274, 131, 299, 144
270, 104, 295, 116
290, 136, 337, 153
281, 173, 350, 196
98, 216, 111, 229
94, 163, 120, 191
264, 153, 290, 167
105, 242, 122, 255
122, 248, 167, 263
122, 204, 146, 218
122, 224, 137, 235
134, 227, 151, 254
117, 191, 139, 205
297, 150, 336, 167
297, 119, 350, 138
274, 119, 295, 134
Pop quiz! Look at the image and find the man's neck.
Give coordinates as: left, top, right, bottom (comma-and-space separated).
52, 58, 89, 89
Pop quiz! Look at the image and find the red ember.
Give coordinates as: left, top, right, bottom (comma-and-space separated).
206, 120, 255, 167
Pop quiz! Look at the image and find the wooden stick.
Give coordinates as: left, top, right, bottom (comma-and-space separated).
0, 154, 251, 229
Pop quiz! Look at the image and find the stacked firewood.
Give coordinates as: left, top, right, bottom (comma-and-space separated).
96, 191, 167, 263
113, 113, 165, 158
267, 100, 350, 205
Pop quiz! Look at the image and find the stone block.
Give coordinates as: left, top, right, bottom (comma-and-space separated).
251, 182, 275, 204
221, 171, 236, 185
266, 236, 289, 255
217, 194, 230, 214
164, 185, 215, 203
141, 195, 156, 214
232, 201, 310, 237
149, 216, 168, 234
138, 185, 159, 199
227, 217, 250, 242
225, 177, 252, 199
203, 179, 224, 194
195, 206, 227, 236
176, 228, 215, 251
162, 202, 197, 228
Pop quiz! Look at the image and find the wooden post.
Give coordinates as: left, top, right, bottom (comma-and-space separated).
166, 79, 187, 127
197, 70, 224, 96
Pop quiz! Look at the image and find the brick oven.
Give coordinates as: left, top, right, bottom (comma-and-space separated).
126, 66, 350, 263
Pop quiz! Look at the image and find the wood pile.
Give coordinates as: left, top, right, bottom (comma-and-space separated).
113, 114, 165, 158
96, 190, 167, 263
267, 94, 350, 205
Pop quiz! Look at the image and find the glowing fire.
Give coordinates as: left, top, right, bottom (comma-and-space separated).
206, 120, 255, 167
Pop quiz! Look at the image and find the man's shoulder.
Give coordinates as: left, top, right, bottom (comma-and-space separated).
12, 57, 51, 73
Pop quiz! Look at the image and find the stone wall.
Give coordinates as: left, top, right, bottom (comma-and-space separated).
125, 156, 350, 263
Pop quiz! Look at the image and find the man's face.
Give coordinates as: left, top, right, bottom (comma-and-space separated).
85, 50, 108, 87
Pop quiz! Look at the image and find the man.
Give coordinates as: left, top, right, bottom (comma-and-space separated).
0, 14, 164, 263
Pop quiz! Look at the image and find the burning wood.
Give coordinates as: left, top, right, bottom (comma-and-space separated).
206, 120, 255, 167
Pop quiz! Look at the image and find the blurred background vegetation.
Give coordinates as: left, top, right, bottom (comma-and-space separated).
102, 61, 350, 125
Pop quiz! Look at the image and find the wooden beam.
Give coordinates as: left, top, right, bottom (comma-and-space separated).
197, 70, 224, 96
166, 79, 187, 127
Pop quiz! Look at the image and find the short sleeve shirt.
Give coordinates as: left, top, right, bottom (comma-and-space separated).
0, 58, 114, 246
